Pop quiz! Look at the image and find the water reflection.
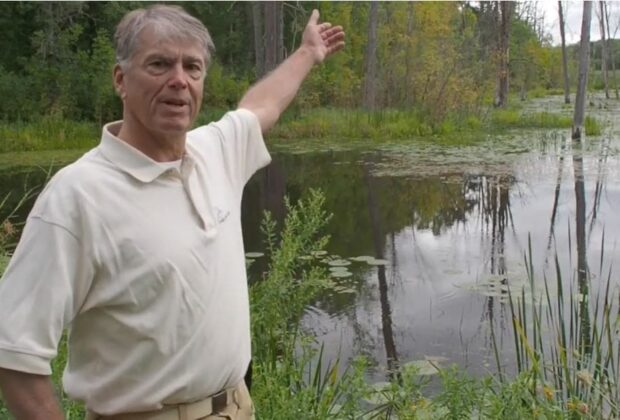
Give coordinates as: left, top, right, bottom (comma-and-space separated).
364, 165, 399, 378
244, 128, 619, 380
573, 138, 591, 358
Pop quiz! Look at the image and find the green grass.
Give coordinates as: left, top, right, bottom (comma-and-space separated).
0, 116, 98, 153
0, 100, 605, 155
491, 109, 602, 136
269, 107, 603, 141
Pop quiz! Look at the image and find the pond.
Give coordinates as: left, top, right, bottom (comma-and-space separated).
1, 95, 619, 384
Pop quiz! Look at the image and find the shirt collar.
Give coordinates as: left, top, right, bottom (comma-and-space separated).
99, 121, 194, 183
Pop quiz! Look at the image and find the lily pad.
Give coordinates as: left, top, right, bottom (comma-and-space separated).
403, 360, 440, 376
349, 255, 375, 262
245, 252, 264, 258
363, 382, 392, 405
366, 258, 389, 266
330, 271, 353, 278
329, 266, 350, 272
328, 259, 351, 267
311, 250, 328, 256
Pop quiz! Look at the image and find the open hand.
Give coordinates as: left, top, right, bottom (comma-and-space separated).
301, 9, 345, 65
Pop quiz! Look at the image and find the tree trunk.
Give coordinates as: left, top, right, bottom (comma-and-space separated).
252, 2, 264, 78
404, 2, 415, 107
494, 1, 513, 108
263, 1, 283, 74
598, 1, 609, 98
559, 1, 571, 104
362, 1, 379, 110
603, 1, 619, 98
572, 1, 593, 141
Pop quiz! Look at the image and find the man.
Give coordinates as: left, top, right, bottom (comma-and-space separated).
0, 4, 344, 419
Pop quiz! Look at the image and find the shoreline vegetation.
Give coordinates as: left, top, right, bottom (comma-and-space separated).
1, 190, 618, 419
0, 102, 604, 155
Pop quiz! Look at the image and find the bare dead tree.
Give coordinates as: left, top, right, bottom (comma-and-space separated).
572, 1, 593, 141
598, 1, 610, 98
559, 1, 571, 104
603, 1, 619, 98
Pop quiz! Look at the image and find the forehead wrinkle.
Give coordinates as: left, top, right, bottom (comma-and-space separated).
136, 26, 206, 63
137, 39, 205, 67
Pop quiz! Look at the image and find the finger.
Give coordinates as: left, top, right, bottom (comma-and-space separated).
319, 22, 332, 32
321, 26, 342, 38
324, 31, 345, 45
309, 9, 320, 25
327, 41, 346, 56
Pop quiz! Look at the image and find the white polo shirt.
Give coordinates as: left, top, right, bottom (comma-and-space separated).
0, 109, 271, 414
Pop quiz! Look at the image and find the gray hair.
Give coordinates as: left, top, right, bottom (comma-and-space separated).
114, 4, 215, 70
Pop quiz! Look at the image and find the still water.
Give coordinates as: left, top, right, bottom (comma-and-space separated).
1, 96, 619, 382
242, 96, 620, 381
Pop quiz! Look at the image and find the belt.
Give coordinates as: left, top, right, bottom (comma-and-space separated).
87, 387, 235, 420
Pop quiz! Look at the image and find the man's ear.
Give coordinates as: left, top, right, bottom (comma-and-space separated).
113, 64, 127, 100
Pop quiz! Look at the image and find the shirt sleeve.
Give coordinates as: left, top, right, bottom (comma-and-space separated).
189, 108, 272, 193
0, 217, 94, 375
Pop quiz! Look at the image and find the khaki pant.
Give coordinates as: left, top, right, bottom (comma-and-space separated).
85, 381, 254, 420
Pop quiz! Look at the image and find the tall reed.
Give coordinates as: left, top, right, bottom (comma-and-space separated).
503, 235, 619, 418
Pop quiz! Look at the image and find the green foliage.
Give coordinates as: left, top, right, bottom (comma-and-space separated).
491, 110, 572, 129
0, 1, 605, 142
0, 117, 98, 153
271, 108, 490, 141
246, 189, 369, 418
250, 189, 332, 365
204, 61, 250, 109
584, 116, 602, 136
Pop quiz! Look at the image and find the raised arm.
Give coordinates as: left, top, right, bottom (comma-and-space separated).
0, 368, 64, 420
238, 9, 345, 132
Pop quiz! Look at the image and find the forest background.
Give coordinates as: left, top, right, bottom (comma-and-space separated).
0, 1, 615, 138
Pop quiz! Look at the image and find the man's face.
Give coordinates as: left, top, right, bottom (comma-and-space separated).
114, 27, 206, 140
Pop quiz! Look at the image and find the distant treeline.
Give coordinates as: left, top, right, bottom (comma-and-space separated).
0, 2, 610, 125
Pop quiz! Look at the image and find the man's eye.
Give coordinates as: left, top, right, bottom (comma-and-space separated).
148, 60, 167, 70
187, 64, 204, 78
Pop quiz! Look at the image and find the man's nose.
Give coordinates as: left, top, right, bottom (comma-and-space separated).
168, 63, 188, 89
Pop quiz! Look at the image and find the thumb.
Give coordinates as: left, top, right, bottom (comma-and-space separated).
309, 9, 320, 25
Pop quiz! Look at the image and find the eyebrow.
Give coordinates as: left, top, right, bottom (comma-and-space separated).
143, 53, 204, 64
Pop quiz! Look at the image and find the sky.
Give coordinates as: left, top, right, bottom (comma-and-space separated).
538, 1, 620, 46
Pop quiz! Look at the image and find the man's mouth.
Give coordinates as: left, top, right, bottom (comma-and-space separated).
162, 99, 188, 107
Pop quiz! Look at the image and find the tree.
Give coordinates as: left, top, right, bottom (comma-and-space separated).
252, 2, 265, 78
572, 1, 593, 141
598, 1, 610, 98
603, 1, 618, 98
362, 1, 379, 110
251, 1, 284, 78
494, 1, 514, 108
263, 1, 284, 74
559, 1, 571, 104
